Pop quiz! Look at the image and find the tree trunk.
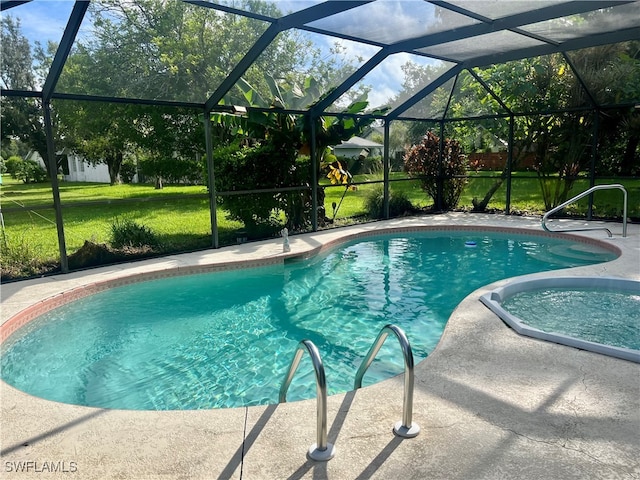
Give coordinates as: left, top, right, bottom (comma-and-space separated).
107, 151, 124, 185
315, 149, 328, 223
472, 174, 505, 211
37, 146, 52, 178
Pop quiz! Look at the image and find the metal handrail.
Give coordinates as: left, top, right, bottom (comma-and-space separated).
354, 324, 420, 438
279, 339, 335, 461
542, 184, 627, 238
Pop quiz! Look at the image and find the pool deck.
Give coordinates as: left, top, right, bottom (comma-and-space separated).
1, 213, 639, 479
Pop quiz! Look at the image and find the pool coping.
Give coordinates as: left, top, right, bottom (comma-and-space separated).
1, 213, 639, 480
480, 276, 640, 364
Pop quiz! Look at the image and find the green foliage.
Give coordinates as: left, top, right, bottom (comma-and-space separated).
342, 155, 383, 176
364, 185, 414, 219
1, 138, 29, 161
597, 107, 640, 176
139, 154, 202, 185
55, 100, 132, 185
120, 160, 137, 184
437, 45, 640, 211
213, 141, 310, 236
132, 106, 206, 182
109, 218, 160, 249
404, 131, 468, 210
0, 231, 58, 280
533, 113, 594, 209
5, 155, 23, 177
15, 159, 48, 183
1, 17, 53, 172
212, 73, 388, 226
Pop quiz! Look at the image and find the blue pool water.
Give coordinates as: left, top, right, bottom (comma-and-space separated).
1, 231, 617, 410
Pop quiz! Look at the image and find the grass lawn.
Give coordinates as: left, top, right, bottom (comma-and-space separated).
1, 173, 637, 278
325, 172, 638, 219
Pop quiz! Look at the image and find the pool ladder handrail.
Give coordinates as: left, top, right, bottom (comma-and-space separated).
354, 324, 420, 438
542, 184, 627, 238
279, 339, 335, 461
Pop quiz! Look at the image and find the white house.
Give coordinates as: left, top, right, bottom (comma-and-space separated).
63, 152, 112, 183
24, 150, 47, 170
24, 149, 113, 183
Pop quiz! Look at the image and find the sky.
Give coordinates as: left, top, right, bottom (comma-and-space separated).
2, 0, 446, 109
4, 1, 74, 45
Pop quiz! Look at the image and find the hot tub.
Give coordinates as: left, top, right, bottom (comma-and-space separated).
480, 276, 640, 363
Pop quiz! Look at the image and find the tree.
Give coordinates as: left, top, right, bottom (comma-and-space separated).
389, 61, 451, 143
431, 55, 586, 211
212, 74, 388, 228
532, 44, 640, 208
55, 100, 136, 185
389, 39, 639, 212
132, 106, 205, 187
213, 139, 306, 237
85, 0, 302, 103
455, 44, 639, 210
0, 17, 34, 89
0, 17, 51, 174
211, 76, 315, 233
0, 138, 30, 161
579, 43, 640, 176
52, 0, 325, 185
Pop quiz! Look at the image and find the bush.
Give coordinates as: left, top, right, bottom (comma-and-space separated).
109, 218, 160, 249
5, 155, 23, 178
139, 154, 202, 185
15, 159, 48, 183
0, 233, 58, 280
213, 141, 311, 237
404, 131, 468, 210
364, 185, 414, 219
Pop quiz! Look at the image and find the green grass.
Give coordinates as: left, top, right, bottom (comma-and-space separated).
0, 179, 209, 208
326, 172, 639, 219
1, 173, 638, 278
1, 176, 243, 269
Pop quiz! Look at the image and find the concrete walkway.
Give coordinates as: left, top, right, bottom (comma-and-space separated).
1, 213, 638, 479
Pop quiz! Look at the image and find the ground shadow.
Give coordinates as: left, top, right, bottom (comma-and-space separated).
217, 403, 278, 480
1, 409, 108, 456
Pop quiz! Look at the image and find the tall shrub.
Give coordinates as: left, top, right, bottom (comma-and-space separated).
403, 131, 467, 210
213, 141, 311, 237
5, 155, 23, 178
16, 159, 47, 183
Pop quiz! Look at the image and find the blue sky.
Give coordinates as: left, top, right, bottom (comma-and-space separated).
2, 0, 445, 108
4, 1, 73, 46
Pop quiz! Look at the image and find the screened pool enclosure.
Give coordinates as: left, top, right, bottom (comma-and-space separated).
1, 0, 639, 278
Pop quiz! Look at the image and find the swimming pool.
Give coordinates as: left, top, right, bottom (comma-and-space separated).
481, 276, 640, 363
1, 229, 618, 410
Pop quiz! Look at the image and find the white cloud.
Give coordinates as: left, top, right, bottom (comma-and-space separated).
5, 1, 75, 46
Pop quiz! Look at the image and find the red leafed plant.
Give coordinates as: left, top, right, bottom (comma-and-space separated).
403, 131, 468, 210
